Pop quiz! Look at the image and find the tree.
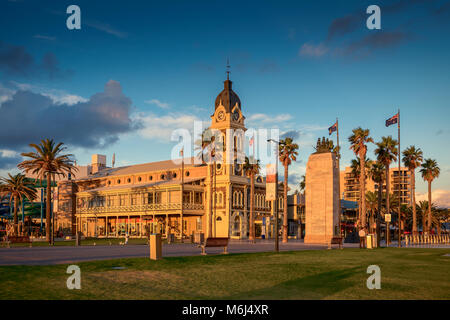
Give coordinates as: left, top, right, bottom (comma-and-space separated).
18, 139, 77, 244
402, 146, 423, 235
374, 136, 398, 241
365, 191, 378, 233
244, 156, 260, 241
279, 137, 299, 243
194, 128, 222, 238
418, 200, 430, 233
0, 173, 37, 235
299, 175, 305, 192
348, 127, 373, 231
368, 161, 385, 245
419, 159, 440, 233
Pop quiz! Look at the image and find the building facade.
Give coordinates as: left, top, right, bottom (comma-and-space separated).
340, 166, 412, 205
56, 77, 285, 239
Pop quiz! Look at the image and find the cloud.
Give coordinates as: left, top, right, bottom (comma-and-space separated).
135, 112, 203, 142
299, 43, 329, 57
0, 149, 21, 170
327, 14, 362, 41
326, 1, 431, 41
258, 60, 279, 73
0, 42, 73, 79
342, 31, 412, 57
85, 21, 128, 39
33, 34, 56, 41
0, 80, 138, 150
247, 113, 292, 126
434, 1, 450, 15
145, 99, 170, 109
416, 189, 450, 209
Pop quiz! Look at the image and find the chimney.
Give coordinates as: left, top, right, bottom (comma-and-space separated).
91, 154, 107, 174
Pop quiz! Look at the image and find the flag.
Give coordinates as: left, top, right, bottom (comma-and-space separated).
112, 153, 115, 168
249, 136, 254, 147
328, 122, 337, 135
385, 113, 399, 127
180, 148, 184, 157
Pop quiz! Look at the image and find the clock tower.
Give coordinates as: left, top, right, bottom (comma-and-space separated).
208, 73, 249, 238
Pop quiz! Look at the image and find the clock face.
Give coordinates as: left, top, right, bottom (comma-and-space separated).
217, 111, 225, 121
232, 110, 240, 121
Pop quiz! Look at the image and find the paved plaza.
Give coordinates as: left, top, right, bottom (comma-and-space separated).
1, 239, 448, 266
0, 240, 354, 265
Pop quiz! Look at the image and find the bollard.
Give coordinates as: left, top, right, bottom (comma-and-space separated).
149, 233, 162, 260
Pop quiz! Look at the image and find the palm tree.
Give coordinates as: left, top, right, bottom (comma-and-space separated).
368, 161, 385, 246
419, 159, 440, 233
402, 146, 423, 235
418, 200, 429, 233
0, 173, 37, 235
195, 128, 217, 238
299, 175, 305, 193
18, 139, 77, 243
374, 136, 398, 242
244, 156, 261, 241
279, 137, 299, 243
348, 127, 373, 231
365, 191, 378, 233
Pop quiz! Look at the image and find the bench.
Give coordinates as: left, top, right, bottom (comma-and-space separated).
3, 235, 32, 248
200, 237, 229, 255
328, 237, 343, 249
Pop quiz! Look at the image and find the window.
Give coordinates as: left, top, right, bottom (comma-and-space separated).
148, 193, 154, 204
148, 192, 162, 204
194, 192, 203, 204
173, 172, 177, 178
138, 177, 142, 182
185, 171, 190, 177
127, 178, 131, 183
196, 217, 202, 231
120, 195, 126, 206
160, 174, 165, 180
107, 180, 111, 185
149, 175, 153, 181
131, 194, 137, 205
117, 179, 121, 184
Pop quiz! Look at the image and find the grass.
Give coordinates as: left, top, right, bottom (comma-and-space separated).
1, 248, 449, 300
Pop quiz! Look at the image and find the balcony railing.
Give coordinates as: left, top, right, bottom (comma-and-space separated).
77, 202, 204, 214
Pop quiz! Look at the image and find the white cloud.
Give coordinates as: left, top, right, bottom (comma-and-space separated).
416, 189, 450, 209
42, 92, 88, 106
145, 99, 170, 109
134, 112, 205, 142
299, 43, 328, 57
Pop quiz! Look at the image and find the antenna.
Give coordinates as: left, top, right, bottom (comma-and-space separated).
226, 58, 230, 80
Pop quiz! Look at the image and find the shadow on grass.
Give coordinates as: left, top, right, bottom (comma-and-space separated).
224, 267, 361, 300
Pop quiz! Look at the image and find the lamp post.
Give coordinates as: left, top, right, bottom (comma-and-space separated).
267, 139, 281, 253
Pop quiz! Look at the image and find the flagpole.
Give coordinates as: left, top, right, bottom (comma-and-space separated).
181, 149, 184, 242
336, 118, 342, 238
398, 109, 401, 248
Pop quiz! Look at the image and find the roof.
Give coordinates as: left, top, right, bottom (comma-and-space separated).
76, 157, 204, 180
214, 79, 241, 112
78, 177, 204, 194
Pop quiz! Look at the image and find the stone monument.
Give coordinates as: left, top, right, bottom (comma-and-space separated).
304, 152, 340, 244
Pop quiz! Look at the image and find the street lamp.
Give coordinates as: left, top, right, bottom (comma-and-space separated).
267, 139, 282, 253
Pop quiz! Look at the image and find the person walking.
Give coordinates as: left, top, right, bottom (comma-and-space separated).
359, 228, 366, 249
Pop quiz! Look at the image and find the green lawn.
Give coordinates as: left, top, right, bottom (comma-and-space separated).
1, 248, 449, 299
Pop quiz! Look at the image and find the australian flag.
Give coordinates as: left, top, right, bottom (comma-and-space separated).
385, 113, 399, 127
328, 122, 337, 135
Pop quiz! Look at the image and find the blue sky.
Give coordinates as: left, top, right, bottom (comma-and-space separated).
0, 0, 449, 204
